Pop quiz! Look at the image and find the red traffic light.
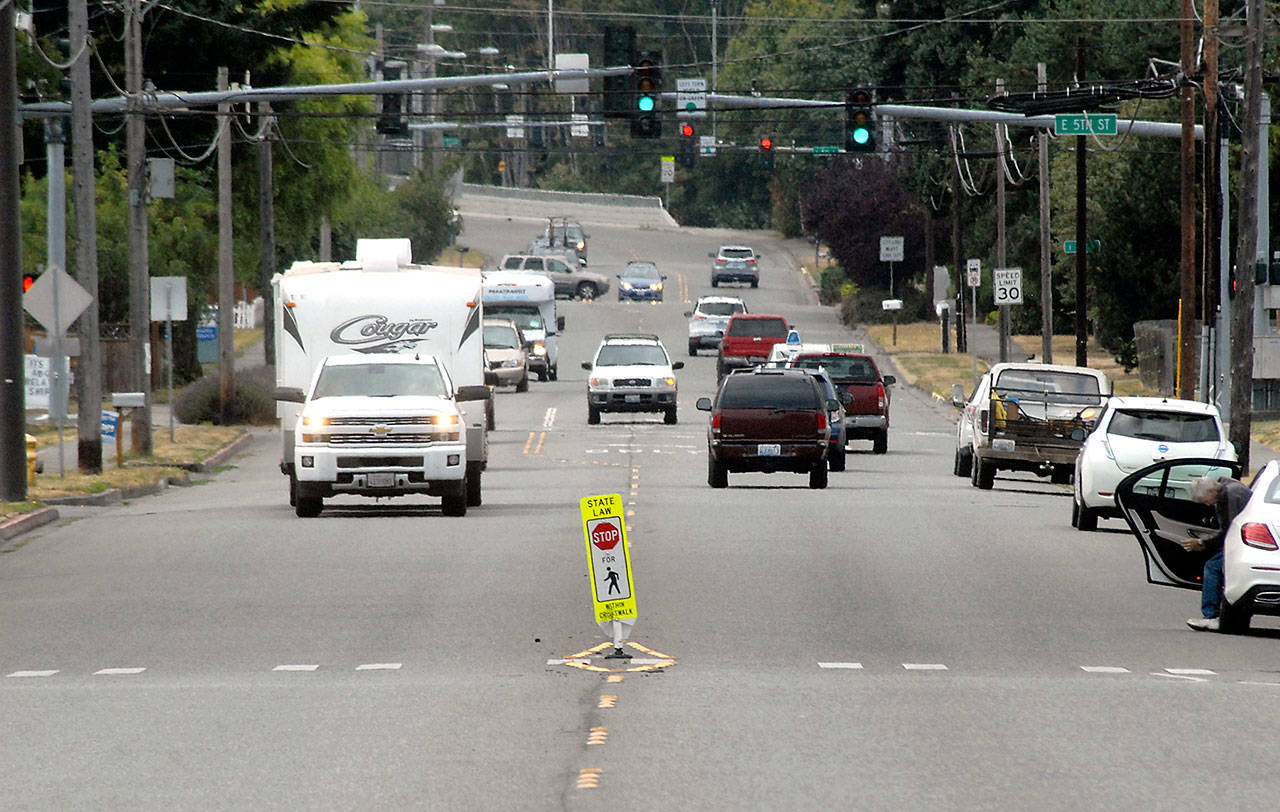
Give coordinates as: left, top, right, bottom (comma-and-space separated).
759, 137, 773, 150
22, 273, 36, 293
681, 123, 694, 138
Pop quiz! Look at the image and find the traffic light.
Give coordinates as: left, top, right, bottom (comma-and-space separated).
758, 136, 774, 169
845, 88, 875, 153
680, 122, 696, 168
22, 272, 37, 293
602, 26, 636, 119
376, 61, 409, 136
630, 52, 661, 138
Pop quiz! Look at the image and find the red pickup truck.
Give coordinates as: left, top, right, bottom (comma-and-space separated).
790, 350, 895, 453
716, 314, 790, 381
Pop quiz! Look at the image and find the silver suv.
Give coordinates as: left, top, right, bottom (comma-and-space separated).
710, 245, 759, 288
499, 254, 610, 300
581, 333, 684, 425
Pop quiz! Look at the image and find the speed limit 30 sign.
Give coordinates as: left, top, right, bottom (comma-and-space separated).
993, 267, 1023, 306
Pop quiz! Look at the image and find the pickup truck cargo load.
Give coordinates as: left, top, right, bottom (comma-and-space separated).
273, 238, 490, 510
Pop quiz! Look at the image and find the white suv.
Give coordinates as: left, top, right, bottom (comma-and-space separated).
685, 295, 747, 356
582, 334, 684, 425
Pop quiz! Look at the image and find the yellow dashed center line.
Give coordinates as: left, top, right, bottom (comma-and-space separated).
522, 432, 535, 455
576, 768, 602, 789
587, 727, 609, 745
598, 695, 618, 708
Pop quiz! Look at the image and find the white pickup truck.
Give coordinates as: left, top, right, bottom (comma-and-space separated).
275, 354, 489, 518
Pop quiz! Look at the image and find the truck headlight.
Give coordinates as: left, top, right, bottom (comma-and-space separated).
501, 359, 520, 368
531, 342, 547, 357
660, 377, 676, 388
301, 415, 329, 427
432, 413, 460, 426
589, 377, 609, 388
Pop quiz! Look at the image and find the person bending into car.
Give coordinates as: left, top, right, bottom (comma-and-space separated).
1181, 475, 1252, 632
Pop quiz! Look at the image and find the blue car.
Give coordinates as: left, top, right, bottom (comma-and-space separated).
617, 261, 666, 302
797, 368, 849, 472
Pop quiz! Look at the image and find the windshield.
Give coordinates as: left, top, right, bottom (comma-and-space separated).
994, 369, 1103, 405
313, 363, 447, 399
792, 354, 877, 381
483, 324, 520, 349
1107, 409, 1220, 443
595, 344, 669, 367
624, 264, 660, 279
485, 304, 544, 332
698, 301, 745, 317
727, 318, 787, 338
718, 376, 819, 409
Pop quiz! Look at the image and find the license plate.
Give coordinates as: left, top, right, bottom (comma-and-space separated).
625, 394, 640, 403
368, 473, 395, 488
991, 439, 1016, 452
758, 444, 781, 456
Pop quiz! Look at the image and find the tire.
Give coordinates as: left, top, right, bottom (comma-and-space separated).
664, 406, 677, 425
688, 341, 698, 357
549, 364, 558, 381
1219, 597, 1252, 635
711, 277, 720, 288
576, 282, 597, 301
466, 462, 482, 507
288, 474, 297, 507
1050, 465, 1073, 485
872, 430, 888, 455
516, 373, 529, 393
295, 495, 322, 518
750, 279, 758, 288
953, 447, 973, 478
588, 404, 601, 425
976, 458, 996, 490
829, 443, 847, 472
716, 360, 726, 382
1071, 495, 1080, 528
1076, 502, 1098, 531
536, 368, 548, 382
486, 400, 495, 430
441, 485, 467, 517
809, 462, 829, 489
708, 458, 728, 488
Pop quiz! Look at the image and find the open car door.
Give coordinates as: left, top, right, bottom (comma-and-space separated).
1114, 458, 1244, 589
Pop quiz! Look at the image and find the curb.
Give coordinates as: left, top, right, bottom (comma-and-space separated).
0, 507, 60, 541
39, 470, 193, 507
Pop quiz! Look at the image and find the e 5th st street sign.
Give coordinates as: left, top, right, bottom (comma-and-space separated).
1054, 113, 1118, 136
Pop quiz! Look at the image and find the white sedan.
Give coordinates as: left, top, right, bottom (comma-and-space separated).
1073, 396, 1234, 531
1116, 457, 1280, 634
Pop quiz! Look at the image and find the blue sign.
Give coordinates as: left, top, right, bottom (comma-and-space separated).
197, 326, 217, 341
101, 410, 119, 440
786, 329, 801, 345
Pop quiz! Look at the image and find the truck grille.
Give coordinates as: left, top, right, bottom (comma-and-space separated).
337, 456, 423, 468
325, 433, 451, 445
326, 416, 434, 426
613, 378, 652, 387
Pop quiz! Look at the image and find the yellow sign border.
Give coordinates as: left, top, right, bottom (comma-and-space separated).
580, 494, 637, 623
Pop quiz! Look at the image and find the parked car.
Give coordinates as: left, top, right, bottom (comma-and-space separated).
617, 261, 666, 302
789, 349, 894, 454
685, 295, 747, 356
1073, 396, 1235, 531
709, 245, 759, 288
499, 253, 609, 300
582, 333, 684, 425
1114, 456, 1280, 634
794, 367, 850, 471
717, 313, 790, 381
696, 367, 836, 489
482, 317, 529, 392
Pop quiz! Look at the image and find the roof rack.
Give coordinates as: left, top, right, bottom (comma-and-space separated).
603, 333, 661, 342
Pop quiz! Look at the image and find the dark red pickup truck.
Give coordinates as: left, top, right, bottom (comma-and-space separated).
696, 368, 835, 489
790, 351, 895, 453
716, 314, 790, 381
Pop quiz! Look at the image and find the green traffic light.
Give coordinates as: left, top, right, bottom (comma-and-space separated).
638, 95, 655, 112
852, 128, 871, 145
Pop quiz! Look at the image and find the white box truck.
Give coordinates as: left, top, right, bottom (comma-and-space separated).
480, 271, 564, 381
273, 239, 490, 512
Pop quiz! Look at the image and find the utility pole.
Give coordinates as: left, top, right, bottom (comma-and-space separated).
1201, 0, 1220, 402
217, 67, 235, 425
995, 80, 1009, 363
1038, 63, 1053, 364
0, 2, 25, 501
1177, 0, 1198, 398
1074, 37, 1088, 367
950, 139, 965, 355
70, 0, 102, 473
257, 101, 276, 367
126, 0, 152, 456
1230, 0, 1264, 471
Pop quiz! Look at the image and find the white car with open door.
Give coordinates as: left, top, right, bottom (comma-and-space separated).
1114, 457, 1280, 634
1072, 396, 1234, 531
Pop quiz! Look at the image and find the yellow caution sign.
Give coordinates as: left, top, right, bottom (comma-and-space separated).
580, 494, 636, 624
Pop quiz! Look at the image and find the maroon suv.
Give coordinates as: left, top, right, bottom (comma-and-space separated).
716, 314, 789, 381
696, 368, 835, 489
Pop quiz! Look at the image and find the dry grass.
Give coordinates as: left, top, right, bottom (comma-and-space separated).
438, 246, 487, 269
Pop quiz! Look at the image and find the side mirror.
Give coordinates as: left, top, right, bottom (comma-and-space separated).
695, 397, 713, 411
951, 383, 966, 409
557, 316, 566, 332
661, 275, 668, 280
826, 398, 841, 412
683, 311, 693, 318
616, 273, 622, 279
581, 362, 593, 371
671, 361, 685, 370
882, 374, 896, 386
841, 392, 853, 405
273, 386, 306, 403
456, 385, 491, 402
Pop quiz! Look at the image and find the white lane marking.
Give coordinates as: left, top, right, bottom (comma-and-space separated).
543, 408, 557, 429
94, 668, 146, 675
818, 662, 864, 670
273, 664, 319, 672
903, 663, 948, 671
1238, 681, 1280, 687
1154, 672, 1208, 683
547, 659, 591, 666
8, 670, 58, 678
1081, 666, 1130, 674
1166, 668, 1215, 676
355, 663, 402, 671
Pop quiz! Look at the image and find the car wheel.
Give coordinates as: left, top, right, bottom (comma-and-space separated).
829, 443, 847, 472
711, 278, 719, 288
1050, 465, 1073, 485
441, 483, 468, 517
295, 495, 322, 518
486, 399, 495, 430
516, 372, 529, 393
1071, 494, 1080, 527
872, 430, 888, 455
1076, 502, 1098, 531
750, 279, 758, 288
688, 341, 698, 357
809, 462, 829, 489
549, 364, 558, 381
588, 404, 601, 425
288, 473, 297, 507
1219, 597, 1252, 634
976, 458, 996, 490
466, 462, 483, 507
708, 458, 728, 488
536, 367, 548, 382
576, 282, 597, 301
664, 406, 677, 425
953, 447, 973, 477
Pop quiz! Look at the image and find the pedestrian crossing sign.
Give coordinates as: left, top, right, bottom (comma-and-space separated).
580, 494, 637, 623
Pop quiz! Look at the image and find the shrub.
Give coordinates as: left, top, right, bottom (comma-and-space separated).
173, 365, 277, 426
